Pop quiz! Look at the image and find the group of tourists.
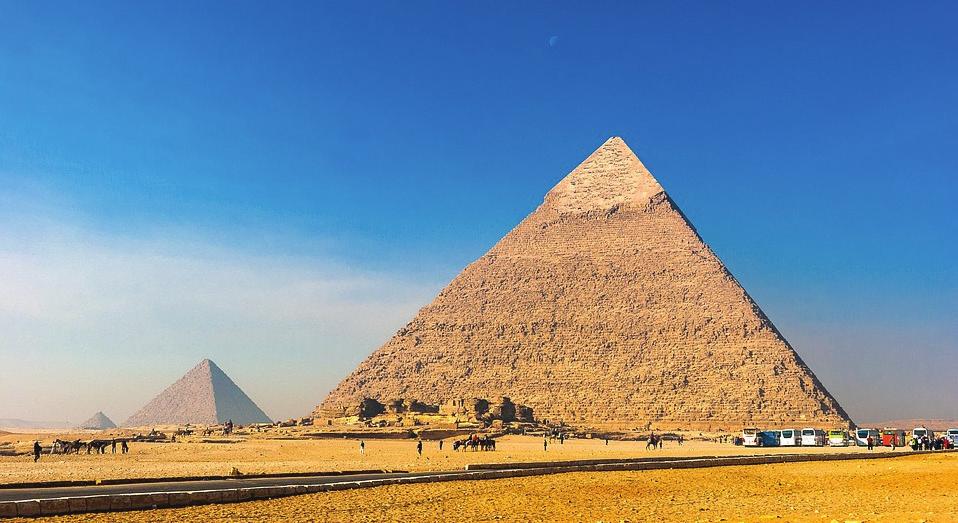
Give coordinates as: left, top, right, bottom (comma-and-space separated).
909, 435, 953, 451
356, 434, 497, 457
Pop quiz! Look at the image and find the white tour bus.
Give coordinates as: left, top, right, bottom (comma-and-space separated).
742, 427, 762, 447
779, 428, 801, 446
854, 428, 880, 446
801, 428, 825, 446
947, 428, 958, 446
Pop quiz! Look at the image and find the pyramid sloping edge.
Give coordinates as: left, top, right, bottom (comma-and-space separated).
317, 137, 851, 430
79, 411, 117, 430
124, 359, 271, 426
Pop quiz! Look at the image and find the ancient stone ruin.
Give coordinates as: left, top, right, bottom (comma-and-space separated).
124, 359, 272, 426
319, 396, 533, 425
317, 137, 851, 430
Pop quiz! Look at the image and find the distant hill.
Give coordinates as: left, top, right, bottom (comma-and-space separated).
863, 419, 958, 431
0, 418, 73, 430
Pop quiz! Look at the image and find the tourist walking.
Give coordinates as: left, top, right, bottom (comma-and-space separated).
360, 440, 365, 455
121, 440, 129, 454
867, 436, 873, 450
416, 440, 423, 457
438, 439, 443, 451
543, 436, 548, 452
111, 439, 117, 454
33, 441, 41, 462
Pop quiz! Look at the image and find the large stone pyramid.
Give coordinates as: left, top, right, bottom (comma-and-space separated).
79, 411, 116, 430
124, 359, 271, 426
318, 137, 851, 430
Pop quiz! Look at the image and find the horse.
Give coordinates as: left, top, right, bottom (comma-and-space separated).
479, 437, 496, 451
645, 434, 659, 450
51, 439, 73, 454
87, 440, 110, 454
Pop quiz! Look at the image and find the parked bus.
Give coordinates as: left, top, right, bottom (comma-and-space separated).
947, 429, 958, 446
854, 428, 880, 446
801, 428, 825, 446
881, 428, 906, 447
759, 430, 780, 447
779, 428, 801, 446
742, 428, 779, 447
828, 429, 849, 446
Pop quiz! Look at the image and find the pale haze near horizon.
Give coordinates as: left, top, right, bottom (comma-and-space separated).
1, 181, 955, 425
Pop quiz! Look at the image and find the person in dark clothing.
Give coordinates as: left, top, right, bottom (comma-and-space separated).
121, 440, 129, 454
112, 439, 117, 454
438, 440, 443, 451
360, 440, 365, 455
543, 437, 548, 451
416, 440, 423, 456
867, 436, 873, 450
33, 441, 41, 462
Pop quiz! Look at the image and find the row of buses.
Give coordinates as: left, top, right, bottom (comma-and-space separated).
741, 426, 958, 447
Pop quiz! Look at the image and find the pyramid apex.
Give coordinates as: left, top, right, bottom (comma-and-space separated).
544, 136, 664, 213
196, 358, 219, 371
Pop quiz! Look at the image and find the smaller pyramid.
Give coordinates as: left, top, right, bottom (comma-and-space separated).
123, 359, 271, 426
79, 411, 116, 430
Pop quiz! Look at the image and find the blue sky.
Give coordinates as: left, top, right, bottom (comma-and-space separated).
1, 1, 956, 424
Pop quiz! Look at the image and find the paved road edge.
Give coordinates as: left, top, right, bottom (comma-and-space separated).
0, 450, 951, 518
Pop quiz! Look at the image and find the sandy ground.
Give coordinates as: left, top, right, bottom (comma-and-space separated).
0, 433, 894, 485
19, 452, 957, 522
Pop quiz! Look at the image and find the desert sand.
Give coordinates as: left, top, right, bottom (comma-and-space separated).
14, 452, 957, 522
0, 433, 896, 486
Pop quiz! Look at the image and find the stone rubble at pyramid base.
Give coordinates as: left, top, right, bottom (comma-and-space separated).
314, 396, 535, 429
313, 396, 846, 432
